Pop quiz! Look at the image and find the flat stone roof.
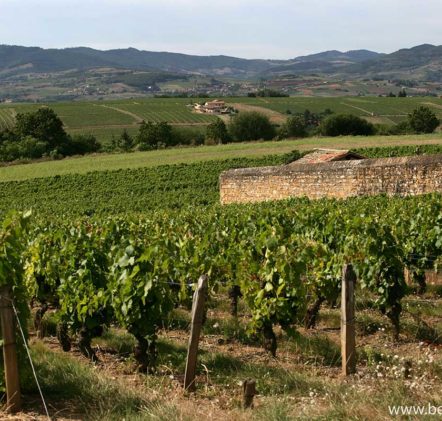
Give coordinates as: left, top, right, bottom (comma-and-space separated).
220, 154, 442, 178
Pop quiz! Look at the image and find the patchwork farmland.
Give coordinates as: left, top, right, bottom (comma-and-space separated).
1, 96, 442, 144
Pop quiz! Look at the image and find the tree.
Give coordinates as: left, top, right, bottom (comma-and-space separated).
114, 129, 135, 151
279, 116, 307, 139
63, 134, 101, 155
205, 119, 229, 144
398, 89, 407, 97
320, 114, 376, 137
228, 112, 276, 142
15, 108, 68, 149
136, 121, 173, 150
0, 108, 101, 162
407, 106, 440, 134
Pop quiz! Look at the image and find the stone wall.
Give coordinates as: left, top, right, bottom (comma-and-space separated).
219, 155, 442, 204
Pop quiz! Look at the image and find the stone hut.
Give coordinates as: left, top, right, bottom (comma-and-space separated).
219, 150, 442, 205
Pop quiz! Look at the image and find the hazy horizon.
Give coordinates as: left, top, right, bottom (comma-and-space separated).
2, 42, 441, 61
0, 0, 441, 59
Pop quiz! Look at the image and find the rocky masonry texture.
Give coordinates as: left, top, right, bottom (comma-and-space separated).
219, 155, 442, 204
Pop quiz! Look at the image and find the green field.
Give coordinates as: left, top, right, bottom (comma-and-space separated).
1, 133, 441, 182
2, 96, 442, 145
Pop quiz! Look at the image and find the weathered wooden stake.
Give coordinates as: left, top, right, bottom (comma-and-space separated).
242, 379, 256, 409
0, 286, 21, 413
184, 275, 208, 391
341, 264, 356, 376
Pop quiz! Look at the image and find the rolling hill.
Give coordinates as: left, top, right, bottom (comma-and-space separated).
1, 44, 441, 80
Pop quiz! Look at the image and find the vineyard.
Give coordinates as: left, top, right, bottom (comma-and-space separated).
0, 108, 16, 131
0, 143, 441, 419
0, 99, 217, 145
232, 96, 442, 124
2, 145, 442, 218
0, 191, 441, 418
2, 96, 442, 144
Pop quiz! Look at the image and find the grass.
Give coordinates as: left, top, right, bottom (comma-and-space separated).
8, 291, 440, 420
1, 133, 442, 182
24, 341, 151, 420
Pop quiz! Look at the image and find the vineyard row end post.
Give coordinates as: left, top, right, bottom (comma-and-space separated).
0, 286, 22, 413
341, 264, 357, 376
184, 275, 208, 391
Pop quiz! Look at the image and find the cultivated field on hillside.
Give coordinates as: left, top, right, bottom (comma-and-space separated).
232, 96, 442, 126
0, 98, 216, 142
1, 97, 441, 144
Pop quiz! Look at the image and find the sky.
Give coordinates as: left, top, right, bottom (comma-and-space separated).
0, 0, 441, 59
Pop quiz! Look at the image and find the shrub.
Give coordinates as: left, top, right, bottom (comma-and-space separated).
0, 140, 20, 161
320, 114, 376, 136
172, 127, 205, 146
117, 130, 135, 152
388, 121, 413, 135
229, 112, 276, 142
18, 136, 49, 159
64, 134, 101, 155
136, 121, 173, 150
279, 116, 307, 139
205, 119, 230, 144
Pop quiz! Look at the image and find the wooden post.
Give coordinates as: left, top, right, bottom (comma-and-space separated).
341, 264, 356, 376
184, 275, 208, 392
243, 379, 256, 409
0, 286, 21, 413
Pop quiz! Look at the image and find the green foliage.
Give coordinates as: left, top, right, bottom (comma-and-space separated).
279, 116, 307, 138
0, 108, 101, 162
64, 134, 101, 156
229, 111, 276, 141
205, 119, 230, 144
407, 106, 440, 134
248, 89, 289, 98
111, 130, 135, 152
171, 126, 205, 146
0, 155, 287, 217
320, 113, 376, 136
136, 121, 173, 150
353, 144, 442, 158
0, 211, 30, 290
21, 193, 442, 362
0, 211, 31, 390
0, 137, 49, 162
15, 108, 67, 150
3, 143, 442, 218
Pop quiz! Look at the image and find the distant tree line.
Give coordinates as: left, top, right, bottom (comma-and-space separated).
110, 105, 439, 152
247, 89, 289, 98
387, 89, 407, 97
